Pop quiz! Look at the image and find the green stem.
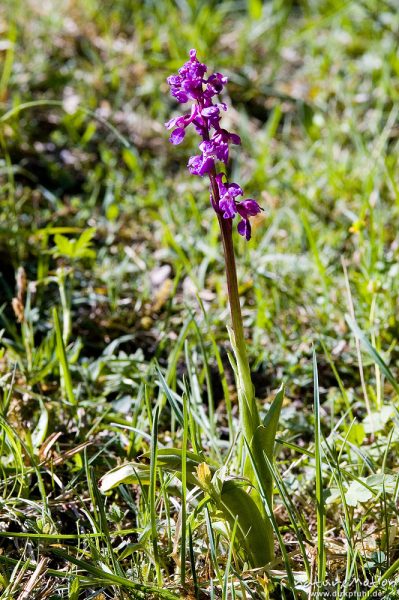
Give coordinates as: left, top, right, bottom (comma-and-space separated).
57, 267, 72, 345
208, 169, 259, 436
217, 215, 245, 348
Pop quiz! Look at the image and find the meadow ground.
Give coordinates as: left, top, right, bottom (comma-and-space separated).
1, 1, 399, 598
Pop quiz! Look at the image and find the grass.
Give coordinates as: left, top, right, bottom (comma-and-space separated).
1, 0, 399, 597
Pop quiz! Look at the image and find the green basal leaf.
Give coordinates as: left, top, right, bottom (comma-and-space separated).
98, 463, 150, 492
220, 478, 273, 568
261, 383, 285, 462
99, 450, 216, 493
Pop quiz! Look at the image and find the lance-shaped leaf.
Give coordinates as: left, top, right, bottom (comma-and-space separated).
219, 479, 273, 568
99, 449, 216, 493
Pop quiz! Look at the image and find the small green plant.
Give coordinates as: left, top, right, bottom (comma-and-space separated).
52, 228, 96, 262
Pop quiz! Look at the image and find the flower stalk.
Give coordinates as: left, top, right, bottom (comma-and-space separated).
208, 169, 260, 436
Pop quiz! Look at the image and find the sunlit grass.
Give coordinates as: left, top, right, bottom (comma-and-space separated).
1, 0, 399, 597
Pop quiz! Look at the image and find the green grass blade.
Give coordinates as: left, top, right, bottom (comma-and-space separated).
346, 315, 399, 395
313, 348, 326, 586
50, 548, 180, 599
257, 382, 285, 463
150, 405, 162, 585
180, 390, 188, 586
53, 308, 76, 406
155, 364, 184, 427
222, 516, 238, 600
360, 556, 399, 600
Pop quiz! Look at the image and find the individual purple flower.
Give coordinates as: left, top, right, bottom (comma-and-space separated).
215, 174, 242, 218
201, 102, 227, 129
204, 73, 228, 98
187, 138, 229, 175
200, 139, 229, 163
237, 199, 262, 218
164, 104, 200, 145
212, 174, 262, 239
188, 153, 214, 176
212, 128, 241, 148
166, 49, 262, 241
208, 128, 239, 163
237, 200, 262, 241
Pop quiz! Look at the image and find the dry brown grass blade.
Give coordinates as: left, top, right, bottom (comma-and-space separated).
17, 557, 48, 600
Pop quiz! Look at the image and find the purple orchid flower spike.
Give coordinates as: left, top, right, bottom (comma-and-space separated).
165, 49, 262, 240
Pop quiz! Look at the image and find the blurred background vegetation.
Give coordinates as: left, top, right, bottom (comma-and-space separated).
2, 0, 399, 373
1, 0, 399, 597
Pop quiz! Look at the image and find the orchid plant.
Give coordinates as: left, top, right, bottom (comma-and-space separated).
100, 50, 283, 570
165, 50, 283, 567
